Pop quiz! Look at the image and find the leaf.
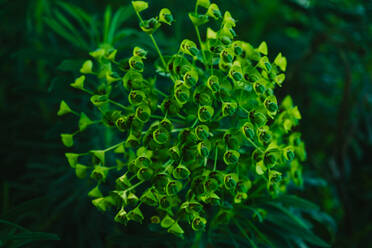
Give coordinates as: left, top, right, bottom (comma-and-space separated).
75, 164, 89, 179
80, 60, 93, 74
44, 17, 89, 50
160, 215, 175, 228
103, 5, 112, 43
70, 75, 85, 90
57, 59, 84, 72
167, 222, 184, 236
65, 153, 79, 168
90, 150, 105, 164
79, 112, 93, 131
57, 100, 72, 116
60, 133, 74, 147
131, 1, 148, 13
256, 160, 266, 175
274, 52, 287, 71
108, 7, 132, 44
257, 41, 268, 55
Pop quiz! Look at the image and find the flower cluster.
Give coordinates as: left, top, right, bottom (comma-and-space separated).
58, 0, 305, 237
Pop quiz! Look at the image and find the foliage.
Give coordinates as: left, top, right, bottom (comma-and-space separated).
56, 0, 329, 246
0, 0, 370, 247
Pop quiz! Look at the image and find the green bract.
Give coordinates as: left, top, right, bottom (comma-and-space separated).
59, 0, 305, 239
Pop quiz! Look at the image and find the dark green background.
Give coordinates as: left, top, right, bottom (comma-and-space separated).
0, 0, 371, 247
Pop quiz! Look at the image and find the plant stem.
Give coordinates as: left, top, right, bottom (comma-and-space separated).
194, 25, 208, 70
104, 141, 125, 152
133, 8, 168, 71
125, 180, 144, 192
213, 147, 218, 171
246, 137, 264, 153
150, 34, 167, 70
108, 99, 132, 111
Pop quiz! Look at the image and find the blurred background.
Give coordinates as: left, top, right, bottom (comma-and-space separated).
0, 0, 371, 247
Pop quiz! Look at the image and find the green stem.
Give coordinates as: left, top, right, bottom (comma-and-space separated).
108, 99, 132, 111
194, 25, 208, 70
150, 34, 167, 70
153, 88, 168, 98
133, 8, 167, 71
191, 118, 199, 128
104, 141, 125, 152
246, 137, 264, 153
125, 180, 144, 192
213, 147, 218, 171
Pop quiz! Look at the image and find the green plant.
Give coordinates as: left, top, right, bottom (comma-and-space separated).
58, 0, 328, 246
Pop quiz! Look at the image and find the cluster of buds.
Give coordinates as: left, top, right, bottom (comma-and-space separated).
58, 0, 305, 238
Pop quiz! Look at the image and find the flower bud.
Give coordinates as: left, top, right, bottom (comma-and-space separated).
207, 4, 221, 20
264, 96, 278, 113
223, 150, 240, 165
90, 95, 108, 107
173, 164, 191, 179
140, 188, 158, 207
222, 101, 237, 117
224, 173, 238, 190
133, 46, 147, 58
188, 12, 209, 26
135, 104, 151, 123
128, 90, 146, 105
257, 126, 272, 144
140, 18, 161, 34
195, 125, 209, 140
137, 166, 154, 181
241, 122, 255, 140
127, 207, 144, 223
153, 128, 169, 144
183, 70, 199, 88
207, 75, 220, 92
166, 180, 182, 195
197, 141, 210, 157
159, 8, 174, 25
192, 216, 207, 231
114, 208, 128, 224
90, 165, 110, 182
198, 105, 214, 122
122, 70, 144, 90
234, 192, 247, 204
249, 111, 267, 127
174, 85, 190, 105
180, 39, 199, 56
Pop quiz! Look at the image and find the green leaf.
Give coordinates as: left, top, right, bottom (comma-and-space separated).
57, 100, 72, 116
60, 133, 74, 147
160, 215, 175, 228
65, 153, 79, 168
90, 150, 105, 164
70, 75, 85, 90
103, 5, 112, 43
274, 52, 287, 71
80, 60, 93, 74
255, 160, 266, 175
75, 164, 89, 179
79, 112, 93, 131
257, 41, 268, 55
167, 222, 184, 236
88, 185, 103, 198
196, 0, 210, 8
131, 1, 148, 13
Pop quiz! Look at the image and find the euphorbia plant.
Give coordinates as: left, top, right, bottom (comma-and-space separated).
59, 0, 308, 241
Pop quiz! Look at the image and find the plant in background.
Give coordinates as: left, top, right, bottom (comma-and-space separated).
58, 0, 328, 246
